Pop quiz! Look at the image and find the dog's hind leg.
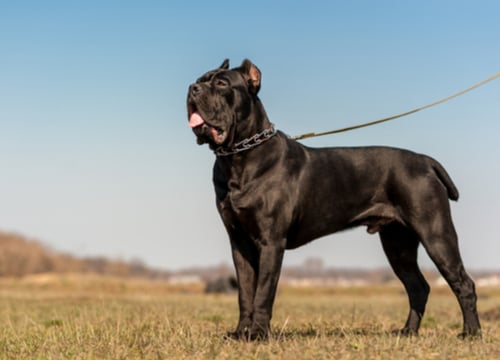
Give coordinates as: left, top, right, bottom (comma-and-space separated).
380, 222, 430, 335
416, 223, 481, 338
408, 187, 481, 338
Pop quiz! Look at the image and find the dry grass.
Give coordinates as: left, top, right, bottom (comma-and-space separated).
0, 274, 499, 359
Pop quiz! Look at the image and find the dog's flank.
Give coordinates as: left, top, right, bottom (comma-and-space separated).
187, 59, 481, 341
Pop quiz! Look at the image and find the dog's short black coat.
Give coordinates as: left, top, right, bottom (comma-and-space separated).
187, 59, 481, 340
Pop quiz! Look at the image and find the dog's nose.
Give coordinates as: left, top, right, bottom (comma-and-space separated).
190, 83, 202, 97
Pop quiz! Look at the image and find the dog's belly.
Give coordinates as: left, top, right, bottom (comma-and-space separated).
285, 202, 401, 249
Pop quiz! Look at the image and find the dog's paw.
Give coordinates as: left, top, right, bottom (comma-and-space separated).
223, 331, 242, 341
457, 329, 482, 340
224, 326, 253, 342
223, 326, 269, 342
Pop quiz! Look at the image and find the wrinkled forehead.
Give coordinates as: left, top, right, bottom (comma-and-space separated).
196, 68, 244, 85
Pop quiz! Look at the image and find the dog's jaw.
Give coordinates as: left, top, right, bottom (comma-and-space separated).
187, 102, 229, 146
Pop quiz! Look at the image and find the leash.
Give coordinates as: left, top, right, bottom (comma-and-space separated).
291, 72, 500, 141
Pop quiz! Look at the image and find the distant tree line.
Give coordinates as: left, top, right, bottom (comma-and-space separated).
4, 231, 491, 284
0, 231, 170, 279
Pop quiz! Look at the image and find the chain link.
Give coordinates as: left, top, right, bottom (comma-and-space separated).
215, 124, 277, 157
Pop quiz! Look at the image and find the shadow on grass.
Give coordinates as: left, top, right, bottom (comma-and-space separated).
274, 325, 405, 340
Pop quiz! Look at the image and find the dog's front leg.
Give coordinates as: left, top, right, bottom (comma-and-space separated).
228, 234, 258, 340
250, 240, 285, 340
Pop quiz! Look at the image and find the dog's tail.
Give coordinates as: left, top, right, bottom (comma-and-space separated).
431, 159, 459, 201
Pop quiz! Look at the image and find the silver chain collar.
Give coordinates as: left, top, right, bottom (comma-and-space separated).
214, 124, 278, 157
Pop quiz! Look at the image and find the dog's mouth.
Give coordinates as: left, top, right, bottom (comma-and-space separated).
187, 103, 227, 145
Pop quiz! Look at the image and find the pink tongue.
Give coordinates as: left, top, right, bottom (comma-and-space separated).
188, 112, 205, 128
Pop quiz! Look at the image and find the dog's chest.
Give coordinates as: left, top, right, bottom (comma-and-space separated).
218, 185, 250, 217
215, 174, 264, 230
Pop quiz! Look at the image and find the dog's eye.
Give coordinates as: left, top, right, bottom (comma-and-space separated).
214, 78, 229, 88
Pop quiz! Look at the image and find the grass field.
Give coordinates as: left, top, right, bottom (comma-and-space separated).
0, 274, 499, 359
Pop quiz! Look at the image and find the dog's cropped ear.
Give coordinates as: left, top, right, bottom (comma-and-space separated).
238, 59, 261, 95
219, 59, 230, 70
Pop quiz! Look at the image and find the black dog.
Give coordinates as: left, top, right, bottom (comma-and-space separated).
187, 59, 481, 340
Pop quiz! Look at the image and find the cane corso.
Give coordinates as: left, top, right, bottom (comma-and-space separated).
186, 59, 481, 340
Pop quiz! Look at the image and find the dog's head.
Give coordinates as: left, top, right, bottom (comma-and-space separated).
187, 59, 264, 150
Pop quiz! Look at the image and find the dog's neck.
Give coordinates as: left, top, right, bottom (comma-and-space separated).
214, 99, 277, 157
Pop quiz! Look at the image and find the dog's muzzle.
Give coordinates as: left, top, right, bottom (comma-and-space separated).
187, 103, 228, 145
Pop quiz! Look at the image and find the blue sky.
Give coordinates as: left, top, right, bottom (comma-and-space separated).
1, 0, 499, 271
